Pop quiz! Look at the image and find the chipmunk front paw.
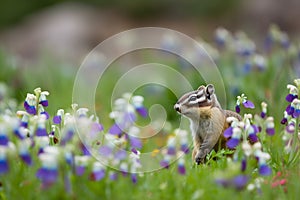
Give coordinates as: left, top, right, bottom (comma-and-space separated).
195, 149, 210, 165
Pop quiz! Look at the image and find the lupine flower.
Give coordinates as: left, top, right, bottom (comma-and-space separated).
53, 109, 64, 124
0, 147, 8, 174
234, 32, 256, 56
166, 136, 176, 155
128, 127, 142, 149
215, 27, 231, 47
253, 54, 267, 71
265, 117, 275, 136
254, 149, 272, 176
281, 111, 288, 125
109, 171, 118, 181
35, 115, 48, 137
132, 96, 148, 118
24, 93, 37, 115
247, 125, 259, 143
175, 129, 189, 154
226, 127, 242, 149
36, 147, 60, 188
75, 155, 90, 176
90, 162, 106, 181
216, 175, 249, 190
260, 102, 267, 119
17, 111, 29, 128
39, 91, 49, 107
177, 158, 186, 175
235, 94, 255, 113
18, 138, 32, 165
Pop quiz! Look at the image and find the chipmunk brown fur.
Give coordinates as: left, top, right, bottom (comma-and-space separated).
174, 84, 241, 164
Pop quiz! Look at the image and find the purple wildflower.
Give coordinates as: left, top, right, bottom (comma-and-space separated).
286, 94, 297, 102
53, 115, 62, 124
24, 101, 36, 115
243, 100, 255, 109
178, 159, 186, 175
226, 138, 240, 149
131, 174, 138, 184
90, 162, 106, 181
232, 175, 249, 190
136, 107, 148, 118
108, 123, 122, 135
235, 105, 241, 113
160, 160, 169, 169
224, 127, 233, 138
129, 136, 142, 149
259, 164, 272, 176
36, 127, 48, 137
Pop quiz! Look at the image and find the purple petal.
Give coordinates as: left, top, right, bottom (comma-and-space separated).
226, 138, 240, 149
248, 133, 258, 143
286, 105, 294, 115
136, 107, 148, 118
286, 94, 297, 102
61, 130, 74, 145
281, 118, 288, 125
0, 135, 9, 146
266, 127, 275, 136
167, 146, 176, 155
90, 169, 105, 181
260, 112, 266, 119
53, 116, 62, 124
131, 174, 138, 184
109, 172, 118, 181
293, 109, 300, 118
99, 146, 112, 157
75, 166, 85, 176
81, 144, 90, 156
124, 112, 136, 124
39, 100, 48, 107
36, 128, 48, 137
243, 100, 255, 109
223, 127, 233, 138
21, 121, 28, 128
232, 175, 249, 190
0, 160, 9, 174
235, 105, 240, 113
178, 164, 186, 175
286, 123, 295, 134
108, 124, 122, 135
180, 144, 189, 154
24, 102, 36, 115
160, 160, 169, 169
259, 164, 272, 176
241, 159, 247, 172
20, 154, 32, 165
36, 168, 58, 184
129, 136, 142, 149
115, 150, 127, 160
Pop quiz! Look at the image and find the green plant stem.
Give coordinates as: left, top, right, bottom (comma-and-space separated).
289, 117, 299, 164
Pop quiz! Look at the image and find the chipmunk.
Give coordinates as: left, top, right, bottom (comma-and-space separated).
174, 84, 241, 164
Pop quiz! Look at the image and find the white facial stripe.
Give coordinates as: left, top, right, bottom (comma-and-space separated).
197, 95, 206, 103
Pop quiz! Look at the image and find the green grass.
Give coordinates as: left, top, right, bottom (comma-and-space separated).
0, 26, 300, 200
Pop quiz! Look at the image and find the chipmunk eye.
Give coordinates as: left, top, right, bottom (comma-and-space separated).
189, 96, 197, 101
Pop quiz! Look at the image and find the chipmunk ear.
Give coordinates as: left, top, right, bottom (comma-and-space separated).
205, 84, 215, 96
197, 85, 205, 91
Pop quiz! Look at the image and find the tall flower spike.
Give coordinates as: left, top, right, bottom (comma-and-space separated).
36, 147, 60, 188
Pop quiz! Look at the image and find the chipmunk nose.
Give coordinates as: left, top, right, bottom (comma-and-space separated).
174, 103, 181, 113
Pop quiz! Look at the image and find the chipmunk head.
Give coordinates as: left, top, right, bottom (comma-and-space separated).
174, 84, 219, 119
